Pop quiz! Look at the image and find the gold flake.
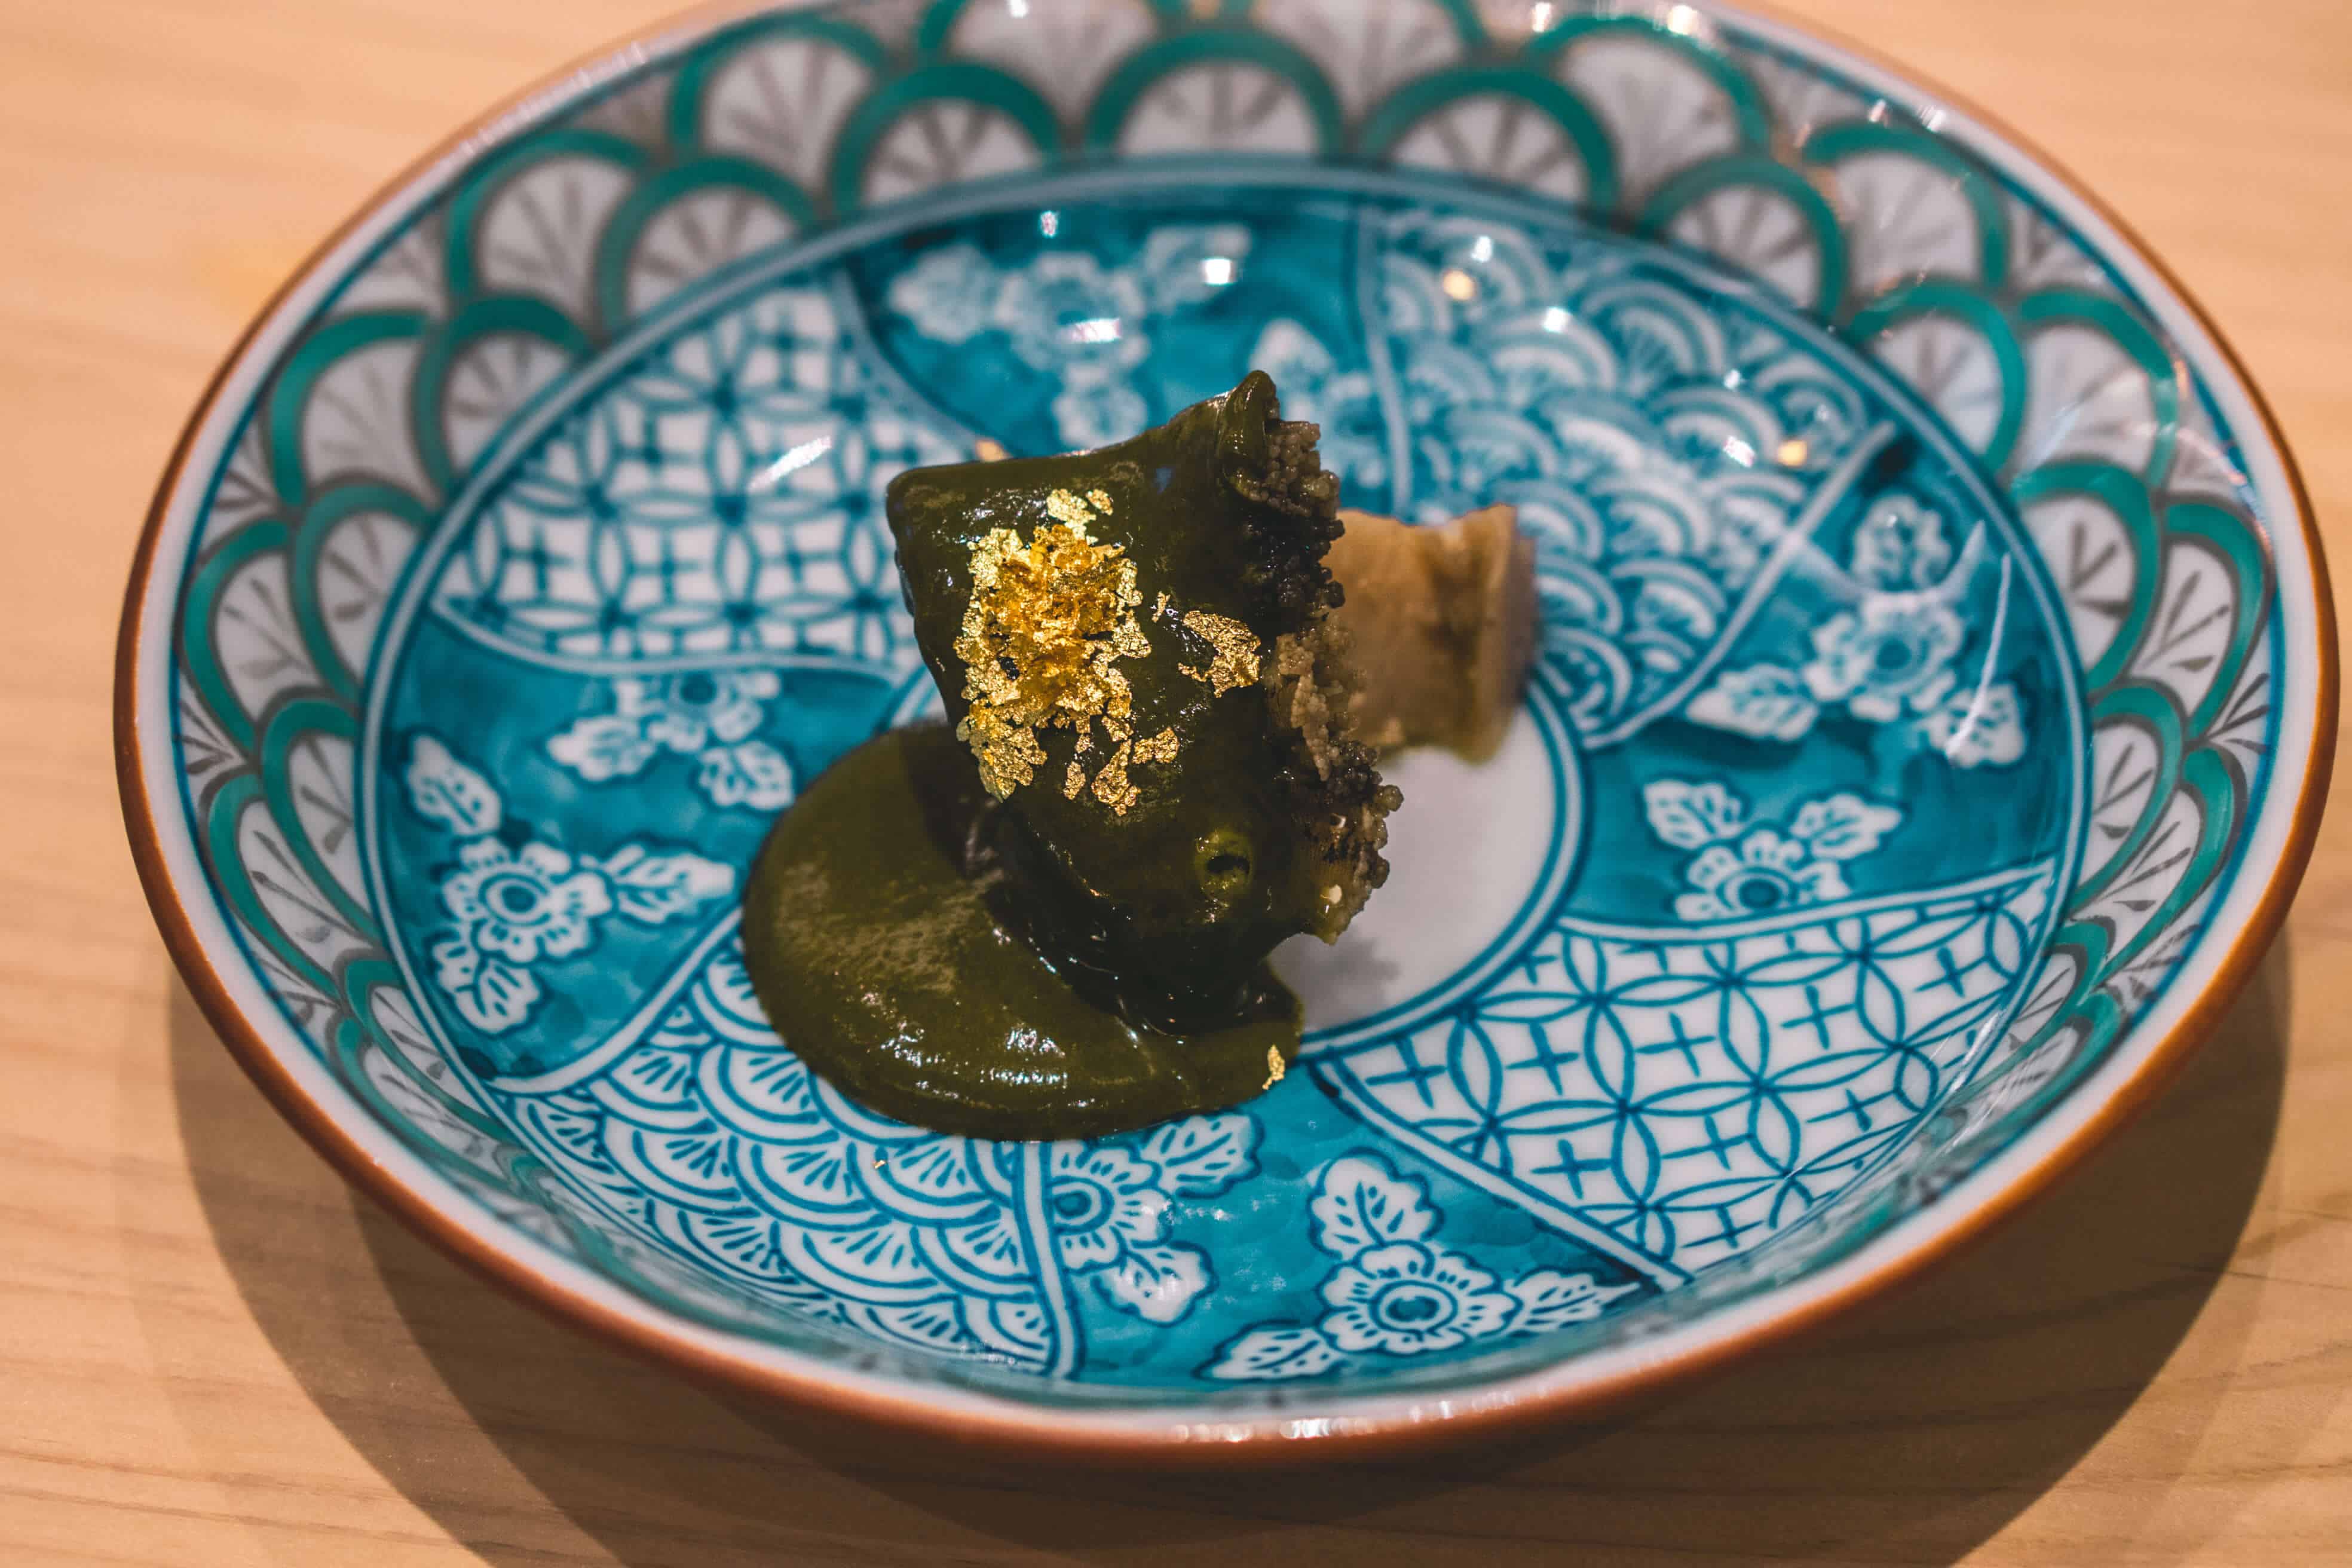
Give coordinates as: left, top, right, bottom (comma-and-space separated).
1044, 487, 1098, 529
955, 706, 1048, 798
1131, 727, 1180, 767
953, 517, 1144, 798
947, 487, 1258, 814
1153, 591, 1169, 620
1090, 740, 1139, 814
974, 437, 1009, 462
1082, 727, 1180, 817
1262, 1047, 1287, 1091
1178, 611, 1262, 695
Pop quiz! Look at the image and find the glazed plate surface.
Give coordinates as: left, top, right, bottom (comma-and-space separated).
121, 0, 2330, 1453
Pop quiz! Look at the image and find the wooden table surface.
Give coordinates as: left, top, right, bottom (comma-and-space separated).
6, 1, 2350, 1563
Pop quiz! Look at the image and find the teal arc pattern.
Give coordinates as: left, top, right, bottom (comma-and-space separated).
162, 0, 2280, 1407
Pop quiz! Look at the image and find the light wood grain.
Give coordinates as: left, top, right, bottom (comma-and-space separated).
4, 1, 2348, 1563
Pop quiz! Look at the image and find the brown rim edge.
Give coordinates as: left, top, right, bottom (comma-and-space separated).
115, 0, 2337, 1468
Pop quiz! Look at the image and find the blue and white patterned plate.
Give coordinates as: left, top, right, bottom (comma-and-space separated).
120, 0, 2332, 1456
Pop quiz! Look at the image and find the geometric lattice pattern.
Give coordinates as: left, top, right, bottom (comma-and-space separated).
1324, 865, 2052, 1274
436, 287, 956, 668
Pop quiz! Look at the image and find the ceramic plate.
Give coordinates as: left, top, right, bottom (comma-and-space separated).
119, 0, 2332, 1458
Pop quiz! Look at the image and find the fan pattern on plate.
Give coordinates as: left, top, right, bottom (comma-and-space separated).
497, 918, 1263, 1368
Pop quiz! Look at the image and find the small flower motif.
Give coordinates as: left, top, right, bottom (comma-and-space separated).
1802, 596, 1965, 722
1050, 379, 1149, 449
439, 838, 613, 964
1200, 1153, 1640, 1380
1684, 663, 1818, 742
427, 928, 539, 1034
695, 742, 797, 810
1045, 1144, 1169, 1273
1319, 1242, 1515, 1356
1677, 486, 2024, 767
886, 244, 1003, 344
1918, 679, 2029, 769
628, 670, 773, 754
1676, 827, 1849, 920
1848, 492, 1953, 592
1044, 1117, 1256, 1325
404, 733, 739, 1036
1637, 777, 1750, 850
548, 670, 794, 812
993, 252, 1148, 382
1784, 791, 1909, 859
1643, 778, 1903, 923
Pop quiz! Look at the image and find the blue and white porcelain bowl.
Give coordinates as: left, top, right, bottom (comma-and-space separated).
120, 0, 2333, 1458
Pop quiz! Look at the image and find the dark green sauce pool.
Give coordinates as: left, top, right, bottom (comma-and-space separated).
742, 723, 1301, 1141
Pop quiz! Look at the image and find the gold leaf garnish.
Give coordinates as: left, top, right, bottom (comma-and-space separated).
948, 484, 1242, 814
1090, 740, 1138, 814
1083, 727, 1181, 817
1132, 727, 1179, 767
1263, 1046, 1287, 1090
956, 706, 1048, 798
953, 501, 1145, 799
1178, 611, 1263, 695
1044, 488, 1097, 529
1108, 613, 1152, 661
